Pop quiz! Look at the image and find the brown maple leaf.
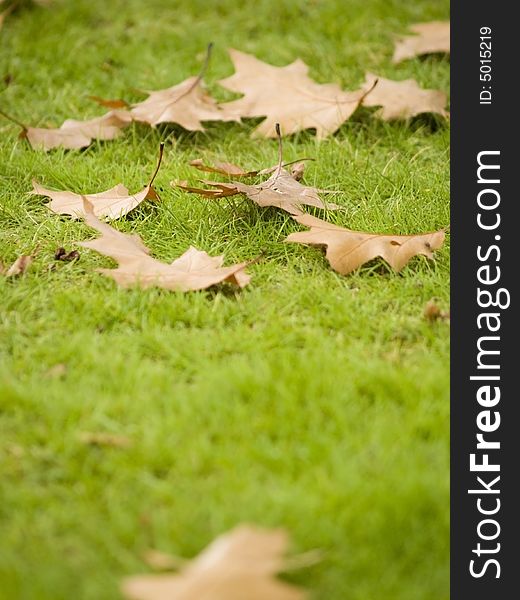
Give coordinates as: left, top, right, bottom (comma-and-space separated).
31, 144, 164, 219
218, 49, 370, 139
142, 550, 186, 572
176, 171, 334, 214
286, 214, 446, 275
78, 199, 251, 291
188, 158, 261, 178
0, 108, 132, 151
393, 21, 450, 63
121, 525, 307, 600
131, 44, 239, 130
0, 105, 129, 150
175, 126, 338, 215
176, 180, 239, 199
0, 253, 33, 276
89, 95, 130, 109
188, 157, 308, 180
361, 73, 448, 120
230, 166, 337, 215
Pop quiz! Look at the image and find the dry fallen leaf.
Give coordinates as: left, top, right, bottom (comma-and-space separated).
361, 73, 448, 120
176, 179, 239, 199
189, 158, 260, 178
393, 21, 450, 63
189, 157, 309, 181
1, 253, 33, 277
131, 45, 239, 130
286, 214, 445, 275
78, 431, 133, 448
89, 95, 130, 109
131, 79, 239, 130
31, 144, 163, 219
176, 126, 338, 215
78, 199, 251, 291
122, 525, 307, 600
142, 550, 186, 572
19, 109, 132, 151
230, 166, 337, 215
218, 49, 370, 139
176, 169, 334, 214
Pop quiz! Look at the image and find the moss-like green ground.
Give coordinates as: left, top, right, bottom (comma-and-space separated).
0, 1, 449, 598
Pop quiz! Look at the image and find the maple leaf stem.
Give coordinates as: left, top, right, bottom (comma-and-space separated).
359, 77, 379, 103
274, 122, 284, 178
174, 42, 214, 103
0, 108, 27, 131
281, 157, 315, 168
197, 42, 214, 82
148, 143, 165, 187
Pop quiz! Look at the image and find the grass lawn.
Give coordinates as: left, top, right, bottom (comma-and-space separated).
0, 1, 450, 598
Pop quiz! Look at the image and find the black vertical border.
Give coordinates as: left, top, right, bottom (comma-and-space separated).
451, 2, 517, 598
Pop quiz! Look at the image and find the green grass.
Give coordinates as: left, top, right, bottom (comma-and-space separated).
0, 1, 450, 598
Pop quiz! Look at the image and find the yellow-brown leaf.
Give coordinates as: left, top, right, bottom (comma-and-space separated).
218, 49, 366, 139
78, 200, 251, 292
286, 214, 446, 275
121, 525, 307, 600
393, 21, 450, 63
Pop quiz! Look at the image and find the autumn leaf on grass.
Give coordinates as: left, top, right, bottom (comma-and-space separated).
121, 525, 307, 600
131, 44, 239, 130
176, 167, 334, 215
188, 157, 307, 181
89, 95, 130, 109
0, 253, 33, 277
393, 21, 450, 63
175, 125, 338, 215
31, 144, 164, 219
188, 158, 261, 178
218, 49, 372, 139
230, 166, 338, 216
176, 180, 240, 199
176, 157, 307, 200
286, 214, 445, 275
78, 199, 251, 292
0, 108, 132, 151
142, 550, 186, 572
361, 73, 448, 120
